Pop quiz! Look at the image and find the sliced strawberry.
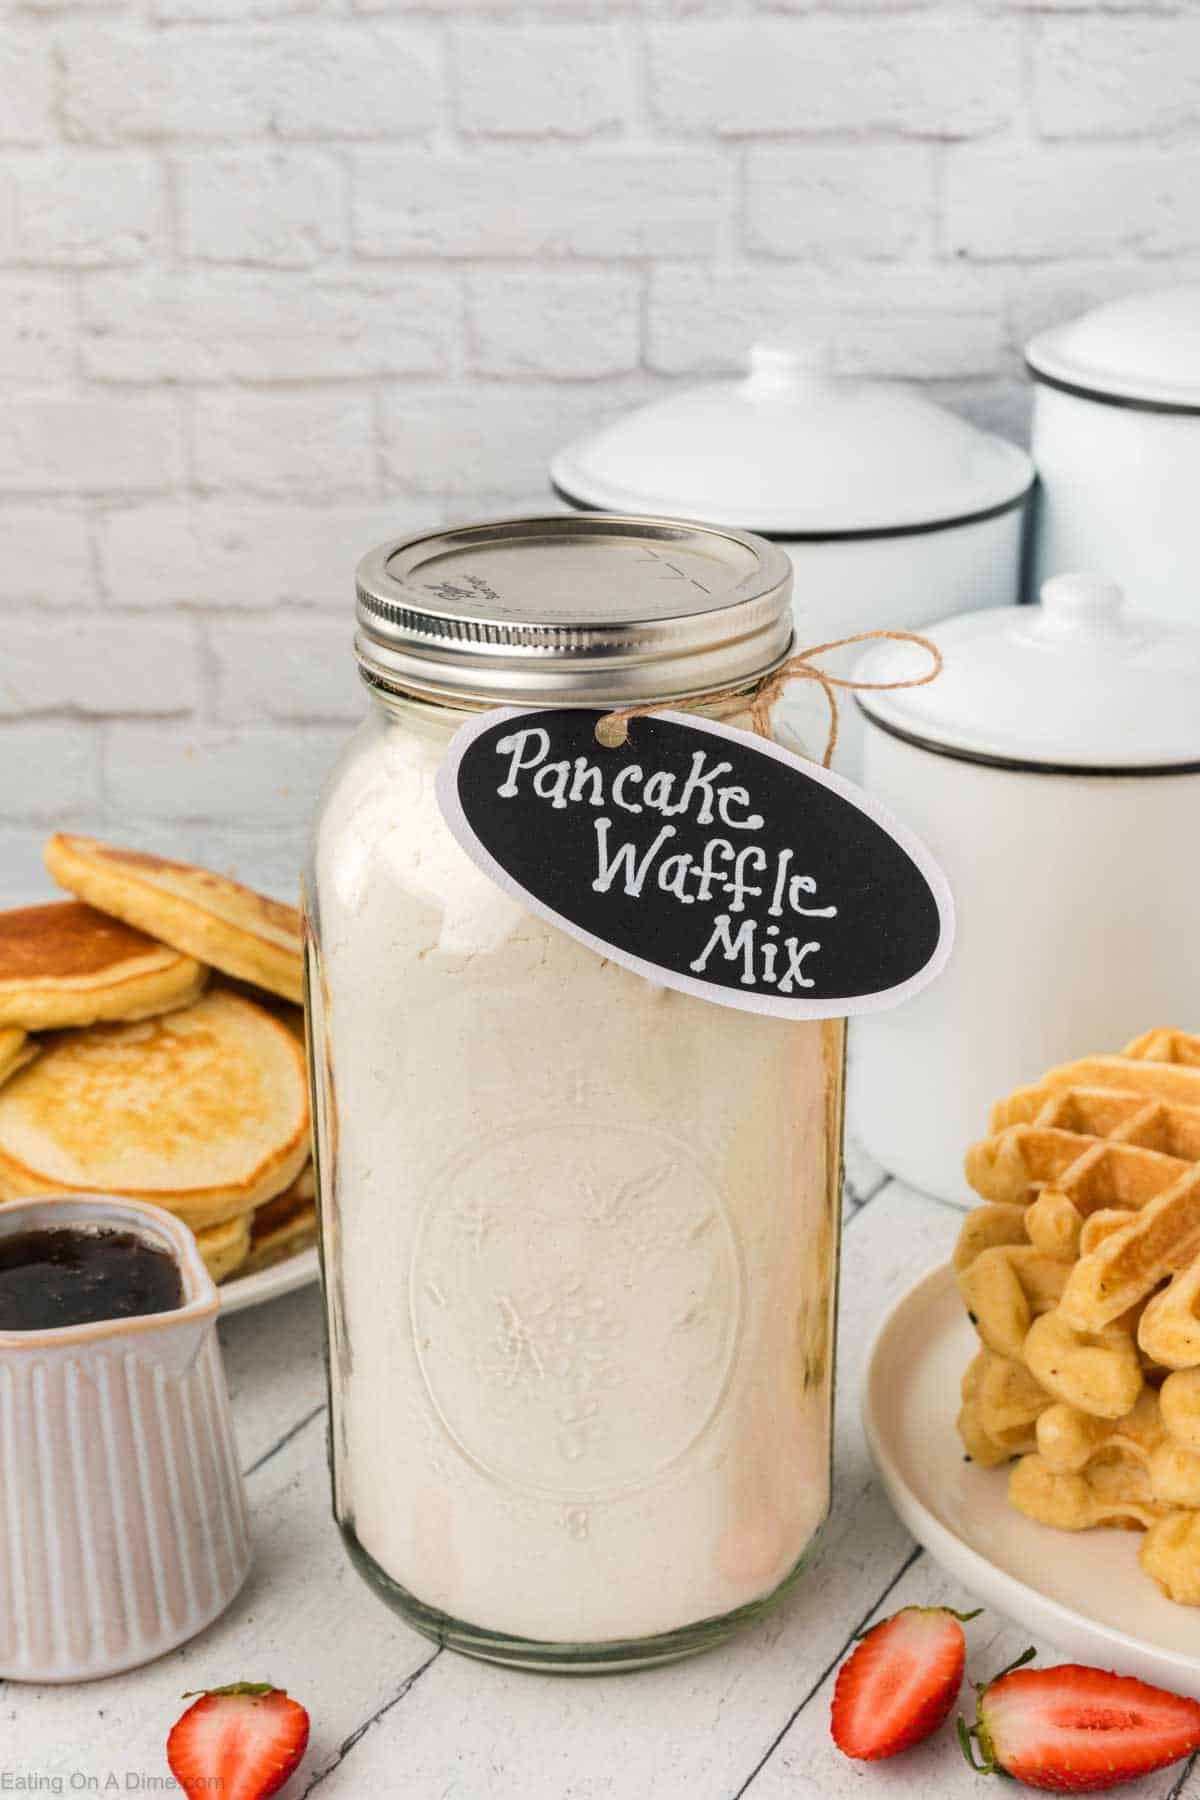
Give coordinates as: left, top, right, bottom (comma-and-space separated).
831, 1605, 979, 1760
167, 1681, 310, 1800
960, 1654, 1200, 1792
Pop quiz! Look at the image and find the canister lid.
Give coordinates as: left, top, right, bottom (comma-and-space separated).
855, 573, 1200, 772
1027, 287, 1200, 413
550, 343, 1033, 538
355, 514, 794, 706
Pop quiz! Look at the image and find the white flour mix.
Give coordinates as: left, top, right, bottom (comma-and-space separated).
311, 700, 840, 1647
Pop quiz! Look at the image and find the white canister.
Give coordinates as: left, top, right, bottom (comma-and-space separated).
850, 573, 1200, 1205
550, 345, 1033, 775
1028, 287, 1200, 625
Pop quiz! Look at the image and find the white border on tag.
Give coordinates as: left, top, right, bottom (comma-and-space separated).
436, 707, 955, 1021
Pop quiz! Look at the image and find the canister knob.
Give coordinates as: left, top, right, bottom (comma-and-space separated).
1034, 572, 1127, 641
745, 341, 832, 393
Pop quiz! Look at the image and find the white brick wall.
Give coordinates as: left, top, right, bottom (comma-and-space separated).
0, 0, 1196, 903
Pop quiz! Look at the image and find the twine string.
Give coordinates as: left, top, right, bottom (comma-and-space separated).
594, 629, 944, 767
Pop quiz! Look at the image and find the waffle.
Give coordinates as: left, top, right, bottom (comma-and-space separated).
1009, 1387, 1200, 1529
1009, 1452, 1165, 1533
1142, 1512, 1200, 1604
954, 1028, 1200, 1606
1023, 1308, 1143, 1419
963, 1033, 1200, 1326
1160, 1369, 1200, 1447
1128, 1029, 1200, 1068
956, 1240, 1069, 1360
958, 1347, 1051, 1468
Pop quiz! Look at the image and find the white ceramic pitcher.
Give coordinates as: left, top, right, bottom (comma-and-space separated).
0, 1194, 251, 1682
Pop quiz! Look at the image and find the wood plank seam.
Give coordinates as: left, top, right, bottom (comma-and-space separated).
243, 1399, 327, 1480
844, 1170, 893, 1213
726, 1544, 925, 1799
1162, 1750, 1199, 1798
298, 1647, 444, 1796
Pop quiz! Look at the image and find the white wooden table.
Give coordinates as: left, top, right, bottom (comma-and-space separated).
8, 1153, 1199, 1800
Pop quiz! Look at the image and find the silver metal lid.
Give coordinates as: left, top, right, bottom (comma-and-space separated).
354, 514, 794, 706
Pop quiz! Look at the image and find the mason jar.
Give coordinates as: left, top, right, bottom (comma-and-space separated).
305, 516, 845, 1671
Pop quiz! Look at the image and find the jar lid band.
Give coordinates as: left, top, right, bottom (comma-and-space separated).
354, 515, 795, 707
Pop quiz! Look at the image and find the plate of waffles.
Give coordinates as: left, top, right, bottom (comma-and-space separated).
0, 843, 322, 1315
865, 1027, 1200, 1695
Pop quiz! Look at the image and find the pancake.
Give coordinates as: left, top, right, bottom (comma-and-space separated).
292, 1160, 315, 1202
0, 989, 310, 1231
45, 834, 303, 1004
196, 1213, 252, 1285
0, 900, 207, 1030
211, 973, 305, 1044
0, 1028, 36, 1089
240, 1181, 318, 1279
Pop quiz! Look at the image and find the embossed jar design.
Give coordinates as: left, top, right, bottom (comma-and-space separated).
306, 517, 845, 1670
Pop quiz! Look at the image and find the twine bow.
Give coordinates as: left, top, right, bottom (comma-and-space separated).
594, 629, 944, 766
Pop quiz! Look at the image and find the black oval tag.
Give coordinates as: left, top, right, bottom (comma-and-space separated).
437, 709, 953, 1019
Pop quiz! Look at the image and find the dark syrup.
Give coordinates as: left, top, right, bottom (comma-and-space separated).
0, 1227, 183, 1331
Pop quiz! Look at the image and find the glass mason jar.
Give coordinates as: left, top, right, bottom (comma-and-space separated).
305, 517, 845, 1672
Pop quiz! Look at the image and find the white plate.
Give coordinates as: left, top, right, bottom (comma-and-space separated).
863, 1262, 1200, 1696
218, 1246, 320, 1316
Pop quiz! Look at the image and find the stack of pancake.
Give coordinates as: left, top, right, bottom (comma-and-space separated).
0, 833, 316, 1288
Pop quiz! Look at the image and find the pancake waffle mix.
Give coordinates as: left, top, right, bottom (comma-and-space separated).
312, 700, 840, 1646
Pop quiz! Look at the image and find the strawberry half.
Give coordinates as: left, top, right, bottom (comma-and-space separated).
959, 1652, 1200, 1792
831, 1605, 980, 1760
167, 1681, 310, 1800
